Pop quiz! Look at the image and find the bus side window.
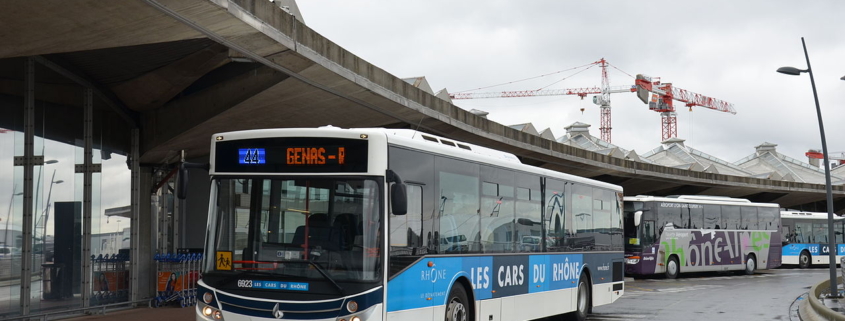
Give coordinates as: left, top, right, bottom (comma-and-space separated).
642, 220, 656, 246
836, 220, 845, 243
781, 226, 791, 244
703, 204, 721, 229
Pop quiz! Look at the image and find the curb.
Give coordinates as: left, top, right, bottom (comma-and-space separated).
805, 277, 845, 321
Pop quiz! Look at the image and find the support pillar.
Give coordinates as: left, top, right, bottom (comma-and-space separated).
80, 88, 94, 307
19, 57, 36, 316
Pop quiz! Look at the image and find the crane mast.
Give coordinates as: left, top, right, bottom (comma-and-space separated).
598, 58, 612, 142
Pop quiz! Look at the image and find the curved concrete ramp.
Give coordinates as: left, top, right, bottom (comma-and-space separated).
0, 0, 842, 209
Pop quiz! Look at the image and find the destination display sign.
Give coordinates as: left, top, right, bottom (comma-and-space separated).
215, 137, 368, 173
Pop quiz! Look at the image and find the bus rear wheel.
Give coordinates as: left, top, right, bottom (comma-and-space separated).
665, 256, 680, 279
564, 273, 591, 321
744, 254, 756, 275
799, 251, 811, 269
445, 284, 469, 321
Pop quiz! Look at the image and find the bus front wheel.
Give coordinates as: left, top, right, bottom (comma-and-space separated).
665, 256, 680, 279
445, 284, 469, 321
799, 251, 811, 269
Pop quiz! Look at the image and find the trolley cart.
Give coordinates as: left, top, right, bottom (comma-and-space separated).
91, 253, 130, 306
150, 252, 202, 308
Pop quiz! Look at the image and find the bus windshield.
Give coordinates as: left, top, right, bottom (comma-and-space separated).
623, 201, 645, 251
208, 177, 382, 282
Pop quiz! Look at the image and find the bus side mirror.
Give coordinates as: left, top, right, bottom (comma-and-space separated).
391, 183, 407, 215
177, 164, 189, 200
387, 169, 407, 215
634, 211, 643, 227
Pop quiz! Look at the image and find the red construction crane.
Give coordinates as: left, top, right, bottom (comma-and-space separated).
806, 150, 845, 166
450, 59, 736, 143
634, 74, 736, 141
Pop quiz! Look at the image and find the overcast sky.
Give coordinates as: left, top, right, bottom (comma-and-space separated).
297, 0, 845, 163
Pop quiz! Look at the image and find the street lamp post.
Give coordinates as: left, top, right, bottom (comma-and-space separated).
40, 171, 62, 262
33, 160, 57, 235
5, 185, 24, 247
777, 37, 839, 298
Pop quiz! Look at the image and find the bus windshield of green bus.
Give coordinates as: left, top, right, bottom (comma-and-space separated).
209, 178, 382, 282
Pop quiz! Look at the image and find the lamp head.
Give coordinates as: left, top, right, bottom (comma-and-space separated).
777, 67, 805, 75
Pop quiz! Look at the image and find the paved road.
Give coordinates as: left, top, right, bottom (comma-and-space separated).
51, 267, 832, 321
590, 267, 825, 320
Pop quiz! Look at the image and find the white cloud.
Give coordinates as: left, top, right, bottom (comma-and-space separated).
298, 0, 845, 163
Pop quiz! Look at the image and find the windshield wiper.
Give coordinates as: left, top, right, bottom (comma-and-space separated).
308, 260, 345, 296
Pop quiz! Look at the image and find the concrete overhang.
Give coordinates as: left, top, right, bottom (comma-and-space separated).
1, 0, 843, 210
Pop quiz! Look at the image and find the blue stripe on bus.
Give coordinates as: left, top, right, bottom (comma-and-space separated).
783, 243, 845, 256
386, 253, 619, 312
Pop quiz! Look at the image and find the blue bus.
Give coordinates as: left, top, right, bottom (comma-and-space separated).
196, 127, 624, 321
781, 210, 845, 268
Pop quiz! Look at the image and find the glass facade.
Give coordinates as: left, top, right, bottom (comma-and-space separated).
0, 58, 134, 318
0, 73, 25, 316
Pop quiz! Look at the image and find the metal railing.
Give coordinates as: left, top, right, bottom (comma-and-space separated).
3, 299, 150, 321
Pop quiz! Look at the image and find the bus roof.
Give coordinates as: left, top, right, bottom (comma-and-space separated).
381, 128, 622, 192
780, 210, 845, 220
211, 126, 622, 192
624, 195, 779, 208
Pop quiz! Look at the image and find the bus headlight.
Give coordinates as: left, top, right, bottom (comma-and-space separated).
350, 316, 362, 321
203, 292, 214, 304
346, 300, 358, 313
625, 256, 640, 264
201, 305, 224, 321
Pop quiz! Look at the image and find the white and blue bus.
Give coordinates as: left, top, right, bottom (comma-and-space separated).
196, 127, 624, 321
781, 210, 845, 268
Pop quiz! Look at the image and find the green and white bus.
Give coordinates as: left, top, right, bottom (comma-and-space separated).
624, 195, 782, 278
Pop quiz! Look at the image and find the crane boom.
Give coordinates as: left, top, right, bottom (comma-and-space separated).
449, 85, 635, 100
447, 58, 623, 143
672, 86, 736, 114
635, 76, 735, 113
635, 75, 736, 140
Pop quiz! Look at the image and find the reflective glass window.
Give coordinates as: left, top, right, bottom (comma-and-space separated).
437, 158, 479, 254
545, 179, 566, 252
703, 204, 722, 229
740, 207, 758, 230
722, 205, 741, 230
570, 184, 594, 249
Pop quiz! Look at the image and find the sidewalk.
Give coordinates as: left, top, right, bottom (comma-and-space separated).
66, 306, 195, 321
